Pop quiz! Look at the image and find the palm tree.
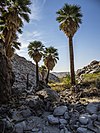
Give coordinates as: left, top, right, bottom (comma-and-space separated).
28, 41, 44, 86
0, 0, 31, 57
39, 65, 47, 82
0, 0, 31, 103
43, 46, 59, 84
6, 34, 21, 58
56, 3, 82, 85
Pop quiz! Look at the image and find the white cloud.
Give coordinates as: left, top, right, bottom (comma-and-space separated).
30, 0, 47, 21
18, 30, 43, 48
16, 0, 47, 59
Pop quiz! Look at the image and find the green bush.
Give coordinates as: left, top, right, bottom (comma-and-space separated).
83, 72, 100, 82
81, 72, 100, 87
60, 74, 71, 85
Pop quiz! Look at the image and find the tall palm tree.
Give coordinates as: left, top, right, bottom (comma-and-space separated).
0, 0, 31, 103
6, 34, 21, 58
0, 0, 31, 57
43, 46, 59, 84
28, 41, 44, 86
56, 3, 82, 85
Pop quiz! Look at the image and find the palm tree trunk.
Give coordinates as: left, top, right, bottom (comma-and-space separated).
69, 36, 76, 85
0, 49, 14, 103
45, 69, 50, 84
36, 62, 39, 86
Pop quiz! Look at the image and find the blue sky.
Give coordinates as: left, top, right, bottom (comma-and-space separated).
17, 0, 100, 72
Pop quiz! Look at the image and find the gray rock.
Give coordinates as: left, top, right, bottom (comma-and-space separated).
45, 87, 60, 102
77, 127, 87, 133
87, 131, 96, 133
60, 129, 65, 133
32, 128, 40, 132
64, 127, 71, 133
47, 115, 59, 124
11, 109, 23, 122
59, 124, 65, 129
79, 114, 90, 125
38, 131, 42, 133
86, 103, 99, 114
20, 108, 32, 118
53, 106, 68, 116
15, 121, 26, 133
91, 114, 98, 121
98, 114, 100, 121
60, 128, 71, 133
64, 112, 70, 120
87, 121, 100, 133
59, 119, 68, 124
43, 125, 60, 133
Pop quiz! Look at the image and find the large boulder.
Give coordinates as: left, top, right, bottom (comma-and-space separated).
86, 102, 100, 114
53, 106, 68, 116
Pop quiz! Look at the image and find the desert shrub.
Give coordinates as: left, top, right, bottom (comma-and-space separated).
83, 72, 100, 82
60, 74, 71, 85
78, 72, 100, 89
49, 80, 56, 84
52, 86, 66, 93
49, 81, 71, 92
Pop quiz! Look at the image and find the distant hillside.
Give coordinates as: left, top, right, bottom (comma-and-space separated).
11, 54, 59, 92
52, 72, 69, 78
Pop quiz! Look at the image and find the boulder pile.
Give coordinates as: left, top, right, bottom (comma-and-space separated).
76, 60, 100, 76
0, 55, 100, 133
0, 99, 100, 133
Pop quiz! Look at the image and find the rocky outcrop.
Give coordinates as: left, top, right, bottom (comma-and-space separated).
12, 54, 36, 92
0, 51, 14, 103
11, 54, 59, 92
76, 60, 100, 76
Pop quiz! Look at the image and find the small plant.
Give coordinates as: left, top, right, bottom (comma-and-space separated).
83, 72, 100, 82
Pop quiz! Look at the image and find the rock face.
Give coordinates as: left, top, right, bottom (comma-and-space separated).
0, 51, 14, 103
12, 54, 36, 92
76, 60, 100, 76
11, 54, 59, 92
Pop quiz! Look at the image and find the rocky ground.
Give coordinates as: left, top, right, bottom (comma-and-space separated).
0, 55, 100, 133
0, 82, 100, 133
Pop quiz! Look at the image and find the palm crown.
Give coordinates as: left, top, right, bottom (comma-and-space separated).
28, 41, 44, 63
43, 46, 59, 70
56, 3, 82, 37
0, 0, 31, 57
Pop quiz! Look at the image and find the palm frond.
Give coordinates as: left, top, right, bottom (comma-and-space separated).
56, 3, 82, 37
19, 13, 30, 23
